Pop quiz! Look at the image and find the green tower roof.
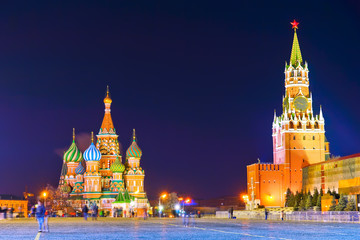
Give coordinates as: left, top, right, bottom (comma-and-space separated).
123, 189, 131, 203
290, 27, 303, 66
113, 191, 125, 203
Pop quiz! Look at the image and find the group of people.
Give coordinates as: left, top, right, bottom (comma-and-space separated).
82, 203, 98, 221
0, 206, 14, 219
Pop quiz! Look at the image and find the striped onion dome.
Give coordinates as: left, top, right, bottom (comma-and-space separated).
63, 131, 83, 162
75, 161, 86, 175
84, 142, 101, 161
110, 157, 125, 173
126, 129, 142, 158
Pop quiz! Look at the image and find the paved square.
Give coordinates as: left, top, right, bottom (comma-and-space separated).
0, 218, 359, 240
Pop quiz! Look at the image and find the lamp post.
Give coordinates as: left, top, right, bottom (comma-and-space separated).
42, 192, 47, 207
158, 193, 167, 218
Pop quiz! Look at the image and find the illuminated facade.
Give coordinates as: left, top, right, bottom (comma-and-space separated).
247, 21, 330, 207
58, 87, 149, 215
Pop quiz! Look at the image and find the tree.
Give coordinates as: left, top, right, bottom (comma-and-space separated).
163, 192, 179, 212
335, 194, 347, 211
299, 198, 306, 211
332, 189, 337, 197
312, 188, 319, 206
293, 199, 299, 211
345, 198, 356, 211
327, 188, 332, 195
329, 196, 337, 211
320, 188, 324, 197
316, 195, 321, 210
285, 188, 292, 207
305, 194, 313, 210
288, 193, 295, 207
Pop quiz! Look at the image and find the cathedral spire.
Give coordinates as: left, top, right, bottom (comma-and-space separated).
99, 86, 116, 135
72, 128, 75, 142
290, 20, 303, 66
132, 129, 136, 142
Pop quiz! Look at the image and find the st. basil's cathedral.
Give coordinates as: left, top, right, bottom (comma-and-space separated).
58, 87, 149, 216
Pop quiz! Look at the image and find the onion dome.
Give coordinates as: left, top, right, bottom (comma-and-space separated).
126, 129, 142, 158
63, 128, 83, 163
84, 132, 101, 161
110, 157, 125, 173
75, 161, 86, 175
104, 85, 112, 104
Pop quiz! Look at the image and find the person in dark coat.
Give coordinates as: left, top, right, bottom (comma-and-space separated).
92, 204, 98, 221
35, 201, 46, 232
82, 205, 89, 221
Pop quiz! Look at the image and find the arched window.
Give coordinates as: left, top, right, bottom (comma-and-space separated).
290, 121, 294, 129
306, 122, 312, 129
293, 136, 296, 140
303, 136, 306, 140
294, 147, 296, 149
297, 122, 302, 129
314, 122, 319, 129
313, 136, 315, 140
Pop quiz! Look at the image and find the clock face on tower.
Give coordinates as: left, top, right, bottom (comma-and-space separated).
293, 96, 308, 111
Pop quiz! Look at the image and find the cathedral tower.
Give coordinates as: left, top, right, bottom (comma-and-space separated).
83, 132, 102, 199
124, 129, 146, 199
96, 86, 121, 190
64, 128, 82, 187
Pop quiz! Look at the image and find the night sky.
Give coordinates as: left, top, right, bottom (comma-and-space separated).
1, 1, 360, 200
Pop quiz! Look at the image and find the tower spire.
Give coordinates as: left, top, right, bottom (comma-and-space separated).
133, 129, 136, 142
73, 128, 75, 141
290, 20, 303, 66
91, 131, 94, 143
99, 86, 116, 134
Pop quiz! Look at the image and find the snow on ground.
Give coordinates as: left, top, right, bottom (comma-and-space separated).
0, 217, 359, 240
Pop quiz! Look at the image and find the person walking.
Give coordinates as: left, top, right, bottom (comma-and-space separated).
82, 204, 89, 220
281, 210, 284, 221
3, 205, 8, 219
44, 210, 50, 232
30, 205, 36, 218
9, 207, 13, 219
92, 204, 98, 221
265, 208, 268, 220
35, 200, 46, 232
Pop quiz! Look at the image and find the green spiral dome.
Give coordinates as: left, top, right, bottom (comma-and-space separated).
63, 140, 83, 163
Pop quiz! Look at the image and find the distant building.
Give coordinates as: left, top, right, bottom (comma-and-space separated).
0, 194, 28, 217
58, 87, 149, 216
246, 21, 330, 207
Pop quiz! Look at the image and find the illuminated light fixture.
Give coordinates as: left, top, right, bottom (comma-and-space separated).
175, 204, 180, 211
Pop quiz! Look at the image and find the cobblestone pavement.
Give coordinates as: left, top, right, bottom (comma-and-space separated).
0, 217, 359, 240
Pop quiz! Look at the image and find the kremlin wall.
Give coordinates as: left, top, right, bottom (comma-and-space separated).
246, 21, 360, 209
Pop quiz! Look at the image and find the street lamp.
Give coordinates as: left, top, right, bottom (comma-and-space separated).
158, 193, 167, 218
42, 191, 48, 207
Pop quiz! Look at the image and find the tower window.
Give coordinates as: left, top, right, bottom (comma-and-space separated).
293, 136, 296, 140
294, 147, 296, 149
313, 136, 315, 140
303, 136, 306, 140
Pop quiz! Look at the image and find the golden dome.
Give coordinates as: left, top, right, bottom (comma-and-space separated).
104, 86, 112, 104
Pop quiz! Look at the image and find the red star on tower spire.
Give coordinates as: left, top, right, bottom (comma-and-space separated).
290, 20, 299, 29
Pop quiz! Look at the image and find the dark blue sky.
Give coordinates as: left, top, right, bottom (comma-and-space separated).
1, 1, 360, 199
